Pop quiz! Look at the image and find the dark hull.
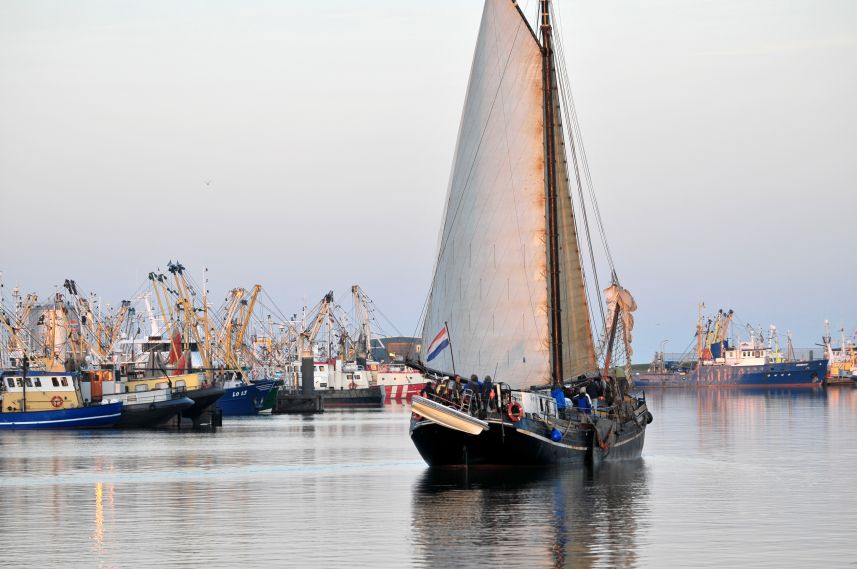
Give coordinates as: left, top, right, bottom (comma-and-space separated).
116, 396, 195, 428
0, 402, 123, 430
634, 360, 828, 388
216, 380, 279, 416
691, 359, 827, 387
178, 386, 225, 423
259, 380, 282, 411
634, 372, 691, 387
320, 386, 385, 408
410, 414, 647, 467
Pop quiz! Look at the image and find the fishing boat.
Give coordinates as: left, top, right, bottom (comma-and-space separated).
216, 371, 280, 415
369, 362, 427, 404
78, 368, 195, 428
823, 321, 856, 384
636, 307, 828, 387
632, 351, 690, 387
347, 287, 427, 403
300, 358, 385, 408
121, 368, 224, 426
0, 367, 122, 430
409, 0, 652, 467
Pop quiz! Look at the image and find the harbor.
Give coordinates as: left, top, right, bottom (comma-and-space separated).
2, 389, 856, 567
2, 0, 856, 566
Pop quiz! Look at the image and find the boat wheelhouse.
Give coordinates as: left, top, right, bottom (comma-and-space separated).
0, 370, 122, 429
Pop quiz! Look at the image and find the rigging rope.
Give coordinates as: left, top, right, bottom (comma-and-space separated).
550, 3, 606, 335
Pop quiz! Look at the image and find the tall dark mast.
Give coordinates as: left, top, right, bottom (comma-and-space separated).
541, 0, 563, 385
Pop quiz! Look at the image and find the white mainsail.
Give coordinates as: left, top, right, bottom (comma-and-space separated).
421, 0, 596, 388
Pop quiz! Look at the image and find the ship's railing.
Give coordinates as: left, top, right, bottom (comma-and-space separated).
419, 389, 485, 416
114, 390, 174, 405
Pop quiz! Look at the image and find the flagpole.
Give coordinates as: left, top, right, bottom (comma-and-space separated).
444, 321, 457, 375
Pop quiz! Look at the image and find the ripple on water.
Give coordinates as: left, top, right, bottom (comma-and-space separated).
1, 390, 856, 568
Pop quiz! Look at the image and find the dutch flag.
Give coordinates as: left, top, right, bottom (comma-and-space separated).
426, 325, 450, 362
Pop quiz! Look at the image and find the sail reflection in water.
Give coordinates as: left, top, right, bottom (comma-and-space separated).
412, 464, 648, 568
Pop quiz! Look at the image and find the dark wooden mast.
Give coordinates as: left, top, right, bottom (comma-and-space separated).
541, 0, 563, 385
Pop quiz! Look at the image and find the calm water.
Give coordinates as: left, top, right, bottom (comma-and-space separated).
1, 388, 856, 568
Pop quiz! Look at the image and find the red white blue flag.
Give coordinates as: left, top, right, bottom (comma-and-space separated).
426, 325, 450, 362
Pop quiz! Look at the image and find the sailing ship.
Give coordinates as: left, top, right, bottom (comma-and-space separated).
409, 0, 652, 466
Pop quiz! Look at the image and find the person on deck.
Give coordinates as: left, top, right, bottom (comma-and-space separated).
551, 384, 568, 418
451, 375, 463, 403
420, 380, 436, 398
435, 378, 447, 398
603, 377, 615, 407
575, 387, 592, 414
586, 380, 602, 411
467, 374, 482, 413
482, 375, 494, 411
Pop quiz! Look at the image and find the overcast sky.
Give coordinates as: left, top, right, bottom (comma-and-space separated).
2, 0, 855, 358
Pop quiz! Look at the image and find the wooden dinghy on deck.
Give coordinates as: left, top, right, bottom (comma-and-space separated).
411, 395, 489, 435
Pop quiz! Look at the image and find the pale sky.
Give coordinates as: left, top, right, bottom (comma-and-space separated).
2, 0, 855, 358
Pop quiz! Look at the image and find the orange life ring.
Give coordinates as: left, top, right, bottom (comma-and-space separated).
348, 382, 357, 390
507, 401, 524, 422
50, 396, 64, 408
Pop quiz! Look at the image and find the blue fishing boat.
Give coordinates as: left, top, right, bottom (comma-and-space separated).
216, 374, 280, 416
0, 370, 122, 429
635, 307, 827, 388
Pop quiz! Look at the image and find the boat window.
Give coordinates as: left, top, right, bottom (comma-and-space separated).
314, 366, 319, 372
175, 381, 186, 388
319, 366, 325, 372
6, 378, 14, 388
61, 377, 69, 387
25, 378, 33, 387
135, 384, 149, 392
52, 377, 59, 387
16, 378, 23, 387
156, 382, 170, 390
34, 378, 42, 387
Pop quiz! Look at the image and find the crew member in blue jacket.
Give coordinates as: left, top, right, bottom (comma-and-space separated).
574, 387, 592, 414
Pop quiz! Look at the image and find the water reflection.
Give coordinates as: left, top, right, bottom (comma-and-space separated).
3, 392, 856, 568
412, 463, 649, 568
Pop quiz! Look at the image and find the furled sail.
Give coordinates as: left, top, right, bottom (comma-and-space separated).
421, 0, 598, 387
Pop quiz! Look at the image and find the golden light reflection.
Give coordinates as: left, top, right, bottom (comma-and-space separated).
93, 482, 104, 552
92, 480, 119, 569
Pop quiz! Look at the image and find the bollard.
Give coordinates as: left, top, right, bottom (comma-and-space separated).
301, 357, 314, 396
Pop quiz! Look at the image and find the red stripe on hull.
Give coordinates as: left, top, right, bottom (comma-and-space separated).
383, 383, 426, 404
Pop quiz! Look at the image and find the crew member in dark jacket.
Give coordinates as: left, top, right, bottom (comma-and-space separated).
482, 375, 494, 411
420, 380, 436, 398
586, 380, 602, 411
